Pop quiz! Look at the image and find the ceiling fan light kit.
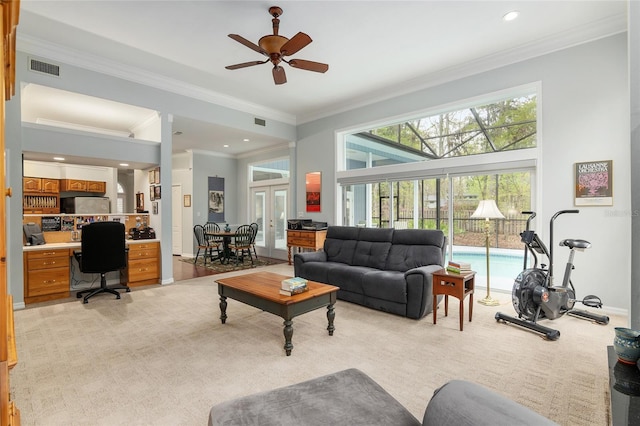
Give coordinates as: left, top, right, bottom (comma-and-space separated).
225, 6, 329, 85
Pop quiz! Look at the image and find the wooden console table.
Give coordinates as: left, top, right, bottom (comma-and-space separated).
286, 229, 327, 265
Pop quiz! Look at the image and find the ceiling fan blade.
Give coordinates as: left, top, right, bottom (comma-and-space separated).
273, 66, 287, 85
288, 59, 329, 73
228, 34, 268, 56
280, 32, 312, 56
225, 59, 269, 70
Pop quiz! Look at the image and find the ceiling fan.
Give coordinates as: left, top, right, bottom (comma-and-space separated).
225, 6, 329, 85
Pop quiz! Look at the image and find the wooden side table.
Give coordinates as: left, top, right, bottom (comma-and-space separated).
432, 269, 476, 331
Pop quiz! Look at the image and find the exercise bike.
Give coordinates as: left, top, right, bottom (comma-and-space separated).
495, 210, 609, 340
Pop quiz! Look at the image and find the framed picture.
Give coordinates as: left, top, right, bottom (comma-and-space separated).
574, 160, 613, 206
152, 201, 159, 215
154, 168, 160, 185
150, 186, 155, 201
154, 185, 162, 200
183, 194, 191, 207
148, 170, 156, 184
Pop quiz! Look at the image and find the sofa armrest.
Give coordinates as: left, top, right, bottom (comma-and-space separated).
423, 380, 558, 425
403, 265, 443, 319
293, 250, 328, 275
294, 250, 327, 263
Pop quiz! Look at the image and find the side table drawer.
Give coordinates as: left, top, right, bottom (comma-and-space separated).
27, 255, 69, 271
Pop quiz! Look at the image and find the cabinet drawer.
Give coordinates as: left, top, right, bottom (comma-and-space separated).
127, 259, 158, 282
27, 249, 70, 260
27, 268, 69, 296
128, 243, 159, 258
28, 256, 69, 271
288, 237, 315, 246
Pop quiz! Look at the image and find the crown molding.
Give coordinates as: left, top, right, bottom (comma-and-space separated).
297, 14, 627, 124
17, 34, 297, 126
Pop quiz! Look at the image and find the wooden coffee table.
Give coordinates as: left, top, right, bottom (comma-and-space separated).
215, 271, 339, 356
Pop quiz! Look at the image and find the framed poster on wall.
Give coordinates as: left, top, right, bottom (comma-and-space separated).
574, 160, 613, 206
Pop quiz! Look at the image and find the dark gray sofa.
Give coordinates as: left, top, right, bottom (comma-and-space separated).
293, 226, 446, 319
208, 368, 558, 425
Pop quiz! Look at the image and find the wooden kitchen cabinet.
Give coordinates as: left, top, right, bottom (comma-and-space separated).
86, 180, 106, 193
23, 177, 60, 214
122, 242, 160, 286
23, 177, 59, 193
60, 179, 106, 193
60, 178, 86, 192
23, 249, 71, 304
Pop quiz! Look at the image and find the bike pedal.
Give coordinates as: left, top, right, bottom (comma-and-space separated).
582, 294, 603, 308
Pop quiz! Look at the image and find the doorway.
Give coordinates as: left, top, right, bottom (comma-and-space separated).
250, 185, 288, 260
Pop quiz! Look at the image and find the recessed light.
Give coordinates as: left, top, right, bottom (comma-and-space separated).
502, 10, 519, 21
243, 138, 250, 142
53, 157, 65, 161
120, 163, 129, 167
223, 144, 229, 148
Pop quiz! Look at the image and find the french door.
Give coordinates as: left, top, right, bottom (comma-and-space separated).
250, 185, 288, 260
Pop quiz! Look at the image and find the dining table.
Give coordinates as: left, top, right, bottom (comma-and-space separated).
205, 230, 237, 264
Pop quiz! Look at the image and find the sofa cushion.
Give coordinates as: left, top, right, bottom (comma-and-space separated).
324, 226, 360, 265
352, 227, 393, 269
327, 264, 374, 295
386, 229, 445, 272
362, 270, 407, 303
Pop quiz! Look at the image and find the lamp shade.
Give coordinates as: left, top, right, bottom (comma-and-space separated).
471, 199, 505, 219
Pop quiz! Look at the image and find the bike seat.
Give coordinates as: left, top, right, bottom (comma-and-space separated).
559, 238, 591, 250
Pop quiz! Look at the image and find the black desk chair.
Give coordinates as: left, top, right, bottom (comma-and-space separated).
74, 221, 130, 304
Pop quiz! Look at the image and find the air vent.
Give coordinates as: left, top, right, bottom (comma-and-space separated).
29, 58, 60, 77
254, 118, 266, 126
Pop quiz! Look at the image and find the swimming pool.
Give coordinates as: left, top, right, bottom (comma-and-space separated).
450, 247, 527, 293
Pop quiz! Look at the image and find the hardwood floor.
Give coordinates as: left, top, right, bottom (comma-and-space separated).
172, 255, 286, 282
172, 255, 218, 281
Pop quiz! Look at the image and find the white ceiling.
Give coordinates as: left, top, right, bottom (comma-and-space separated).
16, 1, 628, 167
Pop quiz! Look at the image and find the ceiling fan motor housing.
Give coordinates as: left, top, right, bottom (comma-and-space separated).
259, 35, 288, 63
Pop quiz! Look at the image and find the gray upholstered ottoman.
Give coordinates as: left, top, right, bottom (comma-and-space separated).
208, 368, 558, 426
208, 368, 421, 426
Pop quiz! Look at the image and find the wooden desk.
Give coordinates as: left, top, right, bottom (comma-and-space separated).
432, 269, 476, 331
287, 229, 327, 265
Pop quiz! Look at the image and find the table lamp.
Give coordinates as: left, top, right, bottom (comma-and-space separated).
471, 199, 505, 306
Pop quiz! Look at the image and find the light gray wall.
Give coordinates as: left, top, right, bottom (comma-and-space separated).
296, 34, 630, 312
630, 2, 640, 329
5, 50, 296, 306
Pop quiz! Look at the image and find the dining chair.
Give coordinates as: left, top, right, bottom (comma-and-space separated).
249, 222, 259, 260
193, 224, 214, 265
203, 222, 224, 264
229, 224, 254, 265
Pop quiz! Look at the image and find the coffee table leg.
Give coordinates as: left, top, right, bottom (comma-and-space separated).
219, 296, 227, 324
283, 319, 293, 356
327, 303, 335, 336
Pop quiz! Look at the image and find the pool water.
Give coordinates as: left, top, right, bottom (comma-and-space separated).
450, 248, 528, 293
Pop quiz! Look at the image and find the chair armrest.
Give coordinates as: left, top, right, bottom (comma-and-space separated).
294, 250, 327, 263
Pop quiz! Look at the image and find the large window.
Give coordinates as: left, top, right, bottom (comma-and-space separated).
338, 86, 539, 291
344, 93, 536, 170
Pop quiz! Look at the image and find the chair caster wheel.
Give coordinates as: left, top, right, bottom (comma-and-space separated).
76, 293, 82, 298
126, 288, 131, 293
83, 299, 88, 304
116, 295, 121, 299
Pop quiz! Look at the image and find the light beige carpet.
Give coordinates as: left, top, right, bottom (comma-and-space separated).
11, 263, 625, 426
